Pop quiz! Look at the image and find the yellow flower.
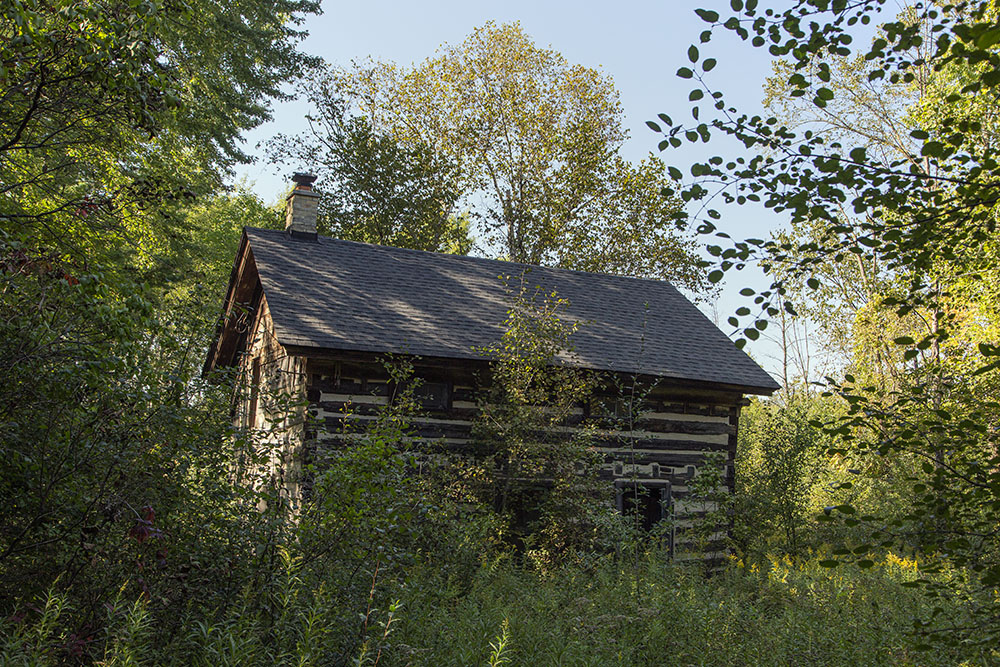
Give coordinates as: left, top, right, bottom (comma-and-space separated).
885, 552, 918, 572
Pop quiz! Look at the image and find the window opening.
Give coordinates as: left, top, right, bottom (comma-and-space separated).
414, 381, 449, 410
249, 357, 261, 427
616, 481, 671, 532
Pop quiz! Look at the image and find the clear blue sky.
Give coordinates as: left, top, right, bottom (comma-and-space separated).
232, 0, 794, 379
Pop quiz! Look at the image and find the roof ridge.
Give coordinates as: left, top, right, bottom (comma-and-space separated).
244, 227, 690, 292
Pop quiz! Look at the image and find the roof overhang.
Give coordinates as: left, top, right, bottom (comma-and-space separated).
203, 230, 260, 377
283, 344, 778, 397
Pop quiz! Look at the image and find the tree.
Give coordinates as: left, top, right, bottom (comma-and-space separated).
150, 189, 284, 385
0, 0, 322, 641
0, 231, 293, 629
758, 13, 947, 387
1, 0, 320, 274
316, 22, 709, 293
268, 95, 471, 253
654, 0, 1000, 650
466, 280, 606, 561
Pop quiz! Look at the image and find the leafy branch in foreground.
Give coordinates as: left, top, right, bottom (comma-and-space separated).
653, 0, 1000, 650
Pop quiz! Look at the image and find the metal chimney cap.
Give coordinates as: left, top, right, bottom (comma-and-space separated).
291, 172, 317, 187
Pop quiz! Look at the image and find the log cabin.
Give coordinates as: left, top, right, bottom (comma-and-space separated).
204, 173, 779, 548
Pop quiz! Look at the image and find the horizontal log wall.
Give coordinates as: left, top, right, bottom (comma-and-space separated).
304, 356, 745, 554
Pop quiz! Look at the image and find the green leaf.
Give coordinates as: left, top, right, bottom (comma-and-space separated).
646, 120, 662, 132
819, 560, 840, 568
677, 67, 694, 79
921, 141, 944, 157
695, 9, 720, 23
688, 45, 699, 63
702, 58, 717, 72
975, 27, 1000, 48
708, 270, 724, 283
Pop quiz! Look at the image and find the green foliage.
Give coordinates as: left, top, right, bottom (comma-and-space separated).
734, 392, 929, 566
740, 399, 820, 556
13, 0, 1000, 658
159, 187, 283, 295
818, 375, 1000, 651
465, 280, 609, 563
0, 235, 298, 649
660, 0, 1000, 353
486, 617, 512, 667
286, 356, 498, 661
268, 95, 471, 253
394, 554, 972, 666
298, 356, 464, 571
659, 0, 1000, 648
10, 554, 982, 665
153, 189, 283, 381
1, 0, 318, 273
327, 22, 710, 293
735, 397, 834, 558
683, 449, 734, 568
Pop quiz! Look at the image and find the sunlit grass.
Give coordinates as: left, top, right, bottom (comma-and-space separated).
395, 553, 987, 666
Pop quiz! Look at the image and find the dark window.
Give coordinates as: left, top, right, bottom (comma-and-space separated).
414, 381, 449, 410
367, 380, 390, 397
249, 357, 261, 427
617, 482, 669, 531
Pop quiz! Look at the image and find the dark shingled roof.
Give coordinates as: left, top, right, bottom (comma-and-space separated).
245, 227, 779, 394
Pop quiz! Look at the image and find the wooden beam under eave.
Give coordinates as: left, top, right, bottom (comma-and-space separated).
203, 230, 262, 376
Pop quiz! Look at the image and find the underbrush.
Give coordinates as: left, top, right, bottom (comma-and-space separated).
2, 552, 990, 666
394, 553, 982, 666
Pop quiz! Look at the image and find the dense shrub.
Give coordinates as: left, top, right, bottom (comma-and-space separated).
0, 239, 293, 655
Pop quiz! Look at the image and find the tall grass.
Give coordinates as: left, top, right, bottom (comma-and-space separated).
394, 553, 986, 666
3, 553, 991, 665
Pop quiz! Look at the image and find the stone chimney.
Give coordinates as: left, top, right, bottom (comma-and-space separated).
285, 172, 320, 240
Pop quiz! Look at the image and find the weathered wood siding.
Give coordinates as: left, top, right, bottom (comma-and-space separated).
235, 295, 308, 506
302, 355, 743, 553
